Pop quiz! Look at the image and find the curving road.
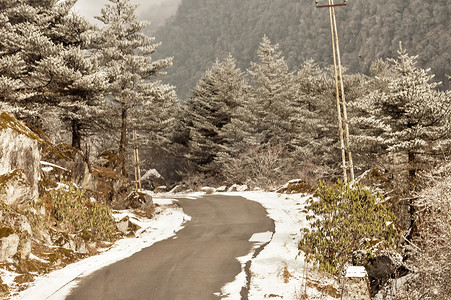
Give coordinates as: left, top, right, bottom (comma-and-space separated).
66, 195, 274, 300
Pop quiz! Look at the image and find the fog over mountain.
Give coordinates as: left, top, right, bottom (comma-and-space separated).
73, 0, 177, 25
147, 0, 450, 99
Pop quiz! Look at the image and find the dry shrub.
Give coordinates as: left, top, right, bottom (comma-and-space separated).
397, 162, 451, 299
217, 144, 298, 189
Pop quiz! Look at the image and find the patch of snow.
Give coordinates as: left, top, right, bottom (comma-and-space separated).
249, 232, 273, 243
219, 191, 339, 300
0, 269, 20, 287
29, 253, 49, 264
41, 167, 53, 173
12, 196, 189, 300
40, 161, 68, 171
345, 266, 367, 278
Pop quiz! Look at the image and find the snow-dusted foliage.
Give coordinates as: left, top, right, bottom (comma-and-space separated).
94, 0, 174, 175
247, 36, 300, 149
185, 55, 248, 172
351, 43, 451, 179
0, 0, 107, 148
378, 163, 451, 299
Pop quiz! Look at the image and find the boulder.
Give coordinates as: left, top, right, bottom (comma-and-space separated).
362, 250, 408, 295
0, 231, 20, 261
141, 169, 165, 190
216, 186, 227, 192
201, 186, 216, 194
120, 192, 155, 218
41, 143, 96, 191
0, 170, 35, 207
0, 112, 41, 205
227, 184, 238, 192
116, 216, 141, 236
237, 185, 249, 192
276, 179, 313, 194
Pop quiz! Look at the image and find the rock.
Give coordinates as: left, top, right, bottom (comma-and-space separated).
169, 185, 183, 193
41, 143, 96, 191
0, 112, 41, 206
216, 186, 227, 192
154, 185, 167, 193
227, 184, 238, 192
362, 250, 408, 295
116, 216, 130, 235
76, 240, 88, 254
201, 186, 216, 194
118, 192, 155, 218
0, 232, 20, 261
115, 216, 142, 235
237, 185, 248, 192
276, 179, 313, 194
0, 170, 35, 207
141, 169, 165, 190
17, 236, 31, 260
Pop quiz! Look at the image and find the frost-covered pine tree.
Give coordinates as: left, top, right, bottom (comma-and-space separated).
247, 36, 300, 150
294, 60, 337, 161
0, 0, 106, 149
95, 0, 173, 176
185, 55, 247, 173
352, 43, 451, 181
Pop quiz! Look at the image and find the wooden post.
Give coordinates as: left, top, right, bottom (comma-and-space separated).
132, 130, 142, 192
133, 130, 139, 191
328, 0, 347, 181
135, 131, 142, 191
317, 0, 355, 182
330, 1, 355, 182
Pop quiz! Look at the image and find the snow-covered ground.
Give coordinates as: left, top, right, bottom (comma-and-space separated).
11, 191, 339, 300
221, 192, 339, 300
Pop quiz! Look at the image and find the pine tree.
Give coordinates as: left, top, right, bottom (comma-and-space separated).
95, 0, 173, 176
0, 0, 106, 149
247, 36, 300, 149
185, 55, 247, 173
352, 43, 451, 182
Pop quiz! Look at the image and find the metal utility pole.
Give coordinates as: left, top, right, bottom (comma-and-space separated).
316, 0, 354, 182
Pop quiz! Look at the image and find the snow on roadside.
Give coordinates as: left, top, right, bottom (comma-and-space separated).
12, 196, 190, 300
222, 191, 339, 300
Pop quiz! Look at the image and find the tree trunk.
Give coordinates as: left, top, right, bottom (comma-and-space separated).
118, 107, 128, 177
408, 150, 416, 182
407, 150, 416, 239
72, 119, 82, 150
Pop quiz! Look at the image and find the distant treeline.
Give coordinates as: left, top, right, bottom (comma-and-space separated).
150, 0, 450, 99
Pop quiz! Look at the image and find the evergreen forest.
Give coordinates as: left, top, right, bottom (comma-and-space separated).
153, 0, 450, 99
0, 0, 450, 298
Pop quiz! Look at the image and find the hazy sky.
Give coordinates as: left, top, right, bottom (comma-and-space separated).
72, 0, 167, 23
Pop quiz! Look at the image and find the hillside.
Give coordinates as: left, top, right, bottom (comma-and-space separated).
151, 0, 450, 99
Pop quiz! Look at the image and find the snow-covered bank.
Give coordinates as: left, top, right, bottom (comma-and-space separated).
12, 196, 189, 300
221, 191, 339, 300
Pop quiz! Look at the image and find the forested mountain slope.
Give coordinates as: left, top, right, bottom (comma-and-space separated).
151, 0, 450, 99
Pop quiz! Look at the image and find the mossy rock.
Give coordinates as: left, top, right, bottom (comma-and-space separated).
276, 179, 314, 194
0, 112, 43, 143
98, 150, 119, 168
0, 226, 15, 238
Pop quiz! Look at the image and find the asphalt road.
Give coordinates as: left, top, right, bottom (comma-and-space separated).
66, 195, 274, 300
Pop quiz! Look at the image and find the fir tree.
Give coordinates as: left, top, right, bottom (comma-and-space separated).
352, 43, 451, 182
185, 55, 247, 173
95, 0, 173, 176
0, 0, 106, 149
247, 36, 300, 150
